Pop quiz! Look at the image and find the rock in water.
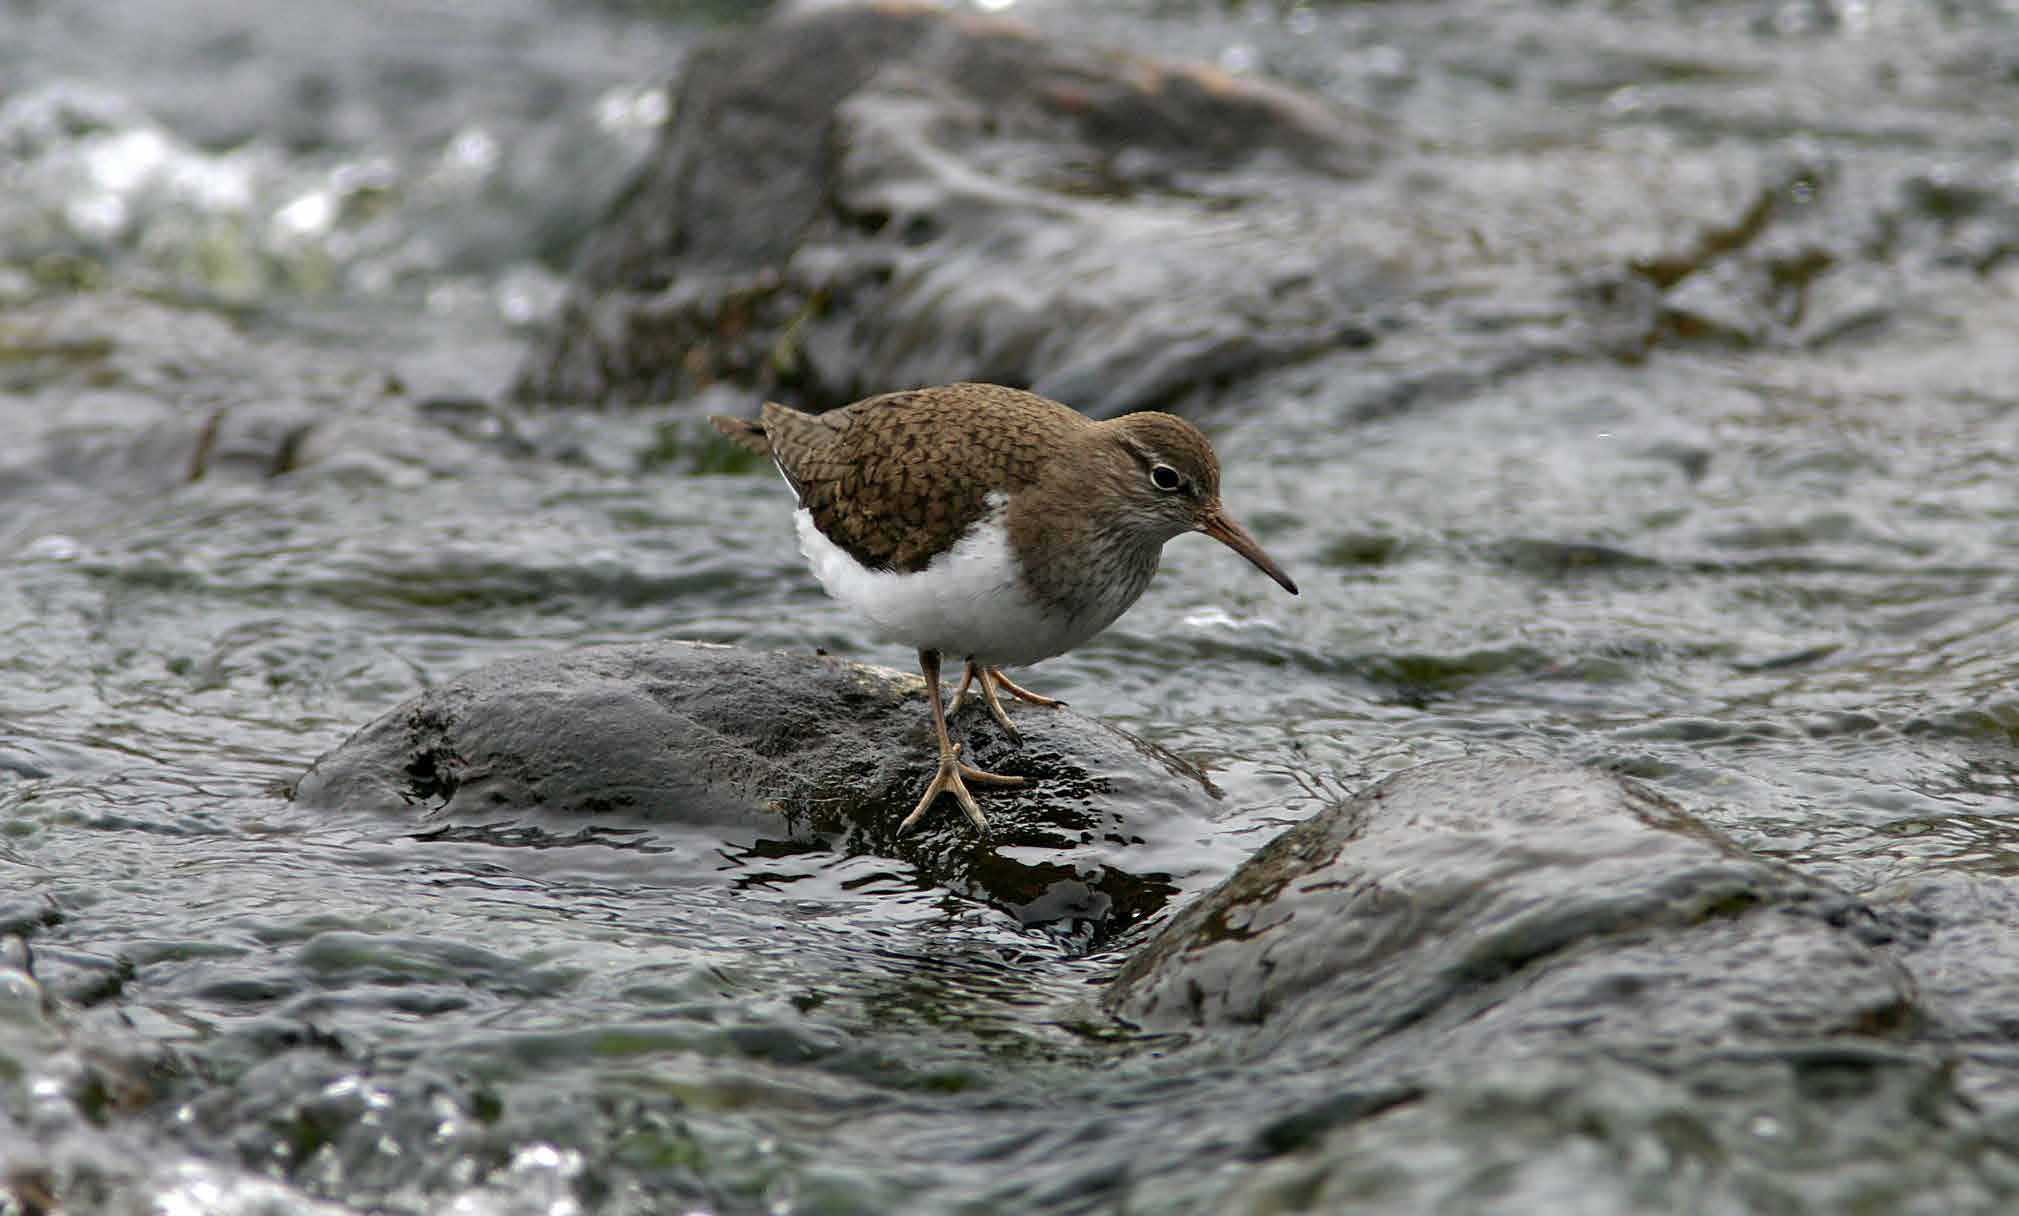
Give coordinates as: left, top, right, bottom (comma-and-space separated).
292, 641, 1222, 942
1106, 756, 1913, 1060
511, 2, 1387, 414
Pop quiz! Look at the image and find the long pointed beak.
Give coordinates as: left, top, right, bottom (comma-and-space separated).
1199, 508, 1299, 595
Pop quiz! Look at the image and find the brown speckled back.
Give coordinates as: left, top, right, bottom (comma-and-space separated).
748, 383, 1092, 573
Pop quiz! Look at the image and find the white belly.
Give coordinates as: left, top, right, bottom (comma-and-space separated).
794, 506, 1127, 667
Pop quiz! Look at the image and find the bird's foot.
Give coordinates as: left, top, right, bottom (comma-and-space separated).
898, 743, 1024, 835
956, 663, 1066, 744
989, 667, 1066, 709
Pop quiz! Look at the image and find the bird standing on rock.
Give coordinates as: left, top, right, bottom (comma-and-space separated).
711, 383, 1298, 835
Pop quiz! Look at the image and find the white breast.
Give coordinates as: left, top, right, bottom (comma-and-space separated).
794, 499, 1135, 668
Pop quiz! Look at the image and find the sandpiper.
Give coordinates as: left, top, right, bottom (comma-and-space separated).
711, 382, 1297, 834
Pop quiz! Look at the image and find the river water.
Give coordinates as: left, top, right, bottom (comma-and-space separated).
6, 1, 2019, 1212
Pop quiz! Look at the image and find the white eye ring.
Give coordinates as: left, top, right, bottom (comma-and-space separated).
1150, 463, 1183, 492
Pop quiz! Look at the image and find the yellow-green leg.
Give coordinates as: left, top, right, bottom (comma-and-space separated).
951, 662, 1067, 743
898, 650, 1025, 834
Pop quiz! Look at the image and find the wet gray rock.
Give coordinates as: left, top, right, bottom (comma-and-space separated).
1106, 757, 1914, 1062
1867, 871, 2019, 1107
293, 640, 1220, 941
508, 4, 2019, 432
1578, 152, 2019, 360
511, 2, 1389, 416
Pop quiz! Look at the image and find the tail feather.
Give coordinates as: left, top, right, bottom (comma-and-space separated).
708, 414, 773, 458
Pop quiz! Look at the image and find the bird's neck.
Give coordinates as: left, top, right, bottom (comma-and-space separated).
1005, 484, 1163, 623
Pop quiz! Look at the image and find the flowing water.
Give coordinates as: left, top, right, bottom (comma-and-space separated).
6, 1, 2019, 1212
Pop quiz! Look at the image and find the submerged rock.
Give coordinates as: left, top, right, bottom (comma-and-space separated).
511, 2, 1388, 416
0, 293, 395, 545
1865, 871, 2019, 1107
1107, 757, 2019, 1212
292, 640, 1220, 942
1106, 757, 1913, 1062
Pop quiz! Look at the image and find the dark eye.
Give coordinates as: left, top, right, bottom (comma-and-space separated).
1150, 463, 1183, 492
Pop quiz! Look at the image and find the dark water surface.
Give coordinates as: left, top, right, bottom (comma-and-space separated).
6, 1, 2019, 1212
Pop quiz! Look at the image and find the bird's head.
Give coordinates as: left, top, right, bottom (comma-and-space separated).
1102, 412, 1299, 596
